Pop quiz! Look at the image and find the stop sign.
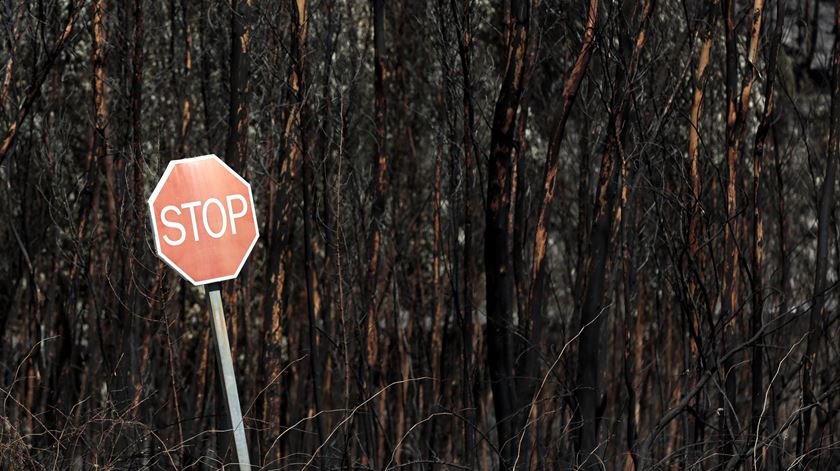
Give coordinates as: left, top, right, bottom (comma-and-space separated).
148, 154, 259, 285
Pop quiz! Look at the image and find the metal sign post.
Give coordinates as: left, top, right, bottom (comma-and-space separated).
206, 283, 251, 470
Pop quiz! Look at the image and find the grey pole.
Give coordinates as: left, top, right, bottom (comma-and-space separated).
205, 283, 251, 470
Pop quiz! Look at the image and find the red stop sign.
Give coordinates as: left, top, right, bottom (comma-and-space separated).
148, 154, 259, 285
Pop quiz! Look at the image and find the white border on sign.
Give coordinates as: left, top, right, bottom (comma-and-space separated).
147, 154, 260, 286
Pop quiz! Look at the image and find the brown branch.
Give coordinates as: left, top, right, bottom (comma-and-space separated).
0, 1, 83, 166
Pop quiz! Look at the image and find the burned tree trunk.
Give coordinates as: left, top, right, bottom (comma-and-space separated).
574, 1, 654, 467
684, 1, 717, 464
225, 0, 251, 170
484, 0, 529, 466
451, 0, 479, 463
290, 0, 326, 452
802, 0, 840, 457
365, 0, 389, 373
751, 0, 784, 457
719, 0, 764, 460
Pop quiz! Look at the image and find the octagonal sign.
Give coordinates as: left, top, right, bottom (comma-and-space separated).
148, 154, 259, 285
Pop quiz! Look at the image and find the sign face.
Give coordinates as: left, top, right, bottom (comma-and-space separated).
148, 154, 259, 285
